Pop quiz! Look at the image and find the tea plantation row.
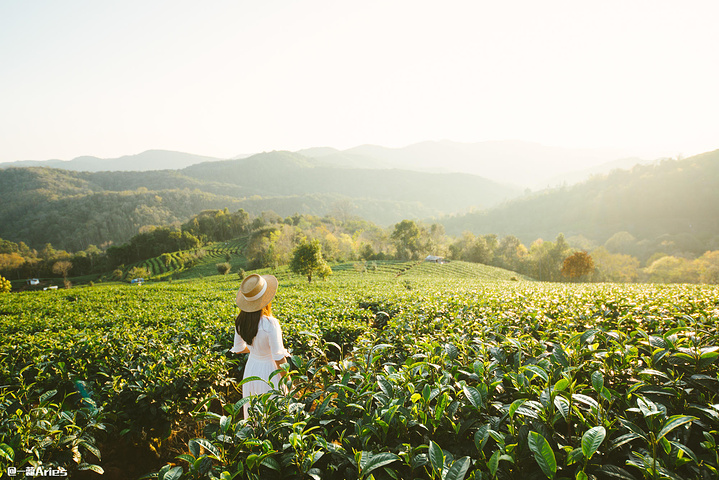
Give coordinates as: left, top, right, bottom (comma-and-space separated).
1, 261, 717, 479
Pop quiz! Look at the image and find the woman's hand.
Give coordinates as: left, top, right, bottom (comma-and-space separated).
275, 357, 288, 377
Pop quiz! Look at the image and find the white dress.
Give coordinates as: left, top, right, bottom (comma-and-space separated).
231, 315, 290, 418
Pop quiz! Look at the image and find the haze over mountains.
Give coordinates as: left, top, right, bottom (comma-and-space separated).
442, 149, 719, 253
2, 141, 714, 258
1, 141, 654, 188
0, 151, 520, 251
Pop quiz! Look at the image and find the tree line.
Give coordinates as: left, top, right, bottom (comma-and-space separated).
1, 208, 718, 286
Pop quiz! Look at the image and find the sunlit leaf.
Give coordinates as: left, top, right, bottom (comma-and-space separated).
657, 415, 697, 441
528, 431, 556, 479
581, 426, 606, 460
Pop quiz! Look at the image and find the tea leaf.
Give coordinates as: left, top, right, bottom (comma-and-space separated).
361, 452, 399, 478
463, 385, 483, 409
445, 456, 471, 480
581, 426, 606, 460
528, 431, 556, 479
428, 441, 444, 474
657, 415, 697, 441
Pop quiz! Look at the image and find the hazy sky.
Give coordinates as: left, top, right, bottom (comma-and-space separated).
1, 0, 717, 163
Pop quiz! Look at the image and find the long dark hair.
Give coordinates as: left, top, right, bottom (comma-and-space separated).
235, 303, 272, 346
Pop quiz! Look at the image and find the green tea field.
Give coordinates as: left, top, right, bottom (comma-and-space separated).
1, 260, 718, 479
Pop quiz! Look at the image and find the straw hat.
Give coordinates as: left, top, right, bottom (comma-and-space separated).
236, 274, 278, 312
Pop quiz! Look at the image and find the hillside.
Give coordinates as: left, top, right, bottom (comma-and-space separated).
441, 149, 719, 249
182, 151, 521, 213
0, 151, 520, 251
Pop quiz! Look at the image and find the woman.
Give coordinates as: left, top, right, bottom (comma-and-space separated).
231, 273, 290, 418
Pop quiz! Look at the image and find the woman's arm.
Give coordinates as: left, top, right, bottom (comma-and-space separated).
234, 346, 250, 354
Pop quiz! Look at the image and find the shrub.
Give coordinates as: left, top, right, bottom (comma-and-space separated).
160, 253, 173, 267
0, 275, 11, 293
216, 262, 231, 275
127, 266, 150, 281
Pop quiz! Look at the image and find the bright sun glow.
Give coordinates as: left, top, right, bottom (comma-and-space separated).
0, 0, 717, 163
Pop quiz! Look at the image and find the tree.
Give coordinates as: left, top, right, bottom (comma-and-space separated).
694, 251, 719, 284
0, 253, 25, 275
561, 251, 595, 281
52, 260, 73, 280
318, 262, 333, 281
645, 256, 695, 284
591, 247, 640, 283
391, 220, 421, 260
604, 231, 638, 255
359, 243, 376, 261
495, 235, 528, 273
466, 236, 494, 264
52, 260, 73, 289
290, 240, 329, 283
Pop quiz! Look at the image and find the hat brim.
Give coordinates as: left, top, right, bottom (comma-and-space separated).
235, 274, 278, 311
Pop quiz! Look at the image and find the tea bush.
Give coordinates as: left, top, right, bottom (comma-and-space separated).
1, 261, 717, 479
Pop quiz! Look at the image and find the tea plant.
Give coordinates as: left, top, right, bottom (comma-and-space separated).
1, 262, 717, 478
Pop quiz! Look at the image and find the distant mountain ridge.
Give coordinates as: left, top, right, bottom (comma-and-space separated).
181, 151, 521, 213
332, 141, 650, 187
0, 150, 224, 172
440, 149, 719, 249
1, 141, 652, 188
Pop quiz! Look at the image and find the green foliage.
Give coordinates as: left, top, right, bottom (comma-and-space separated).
0, 387, 105, 474
0, 151, 520, 252
126, 266, 150, 281
216, 262, 231, 275
442, 150, 719, 256
391, 219, 422, 260
528, 431, 557, 479
107, 227, 202, 268
0, 275, 10, 293
1, 262, 718, 478
290, 240, 330, 283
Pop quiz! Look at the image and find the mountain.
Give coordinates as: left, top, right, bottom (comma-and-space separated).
337, 140, 647, 188
1, 141, 650, 188
298, 149, 390, 169
440, 149, 719, 250
181, 151, 521, 214
0, 151, 521, 251
542, 156, 657, 187
0, 150, 224, 172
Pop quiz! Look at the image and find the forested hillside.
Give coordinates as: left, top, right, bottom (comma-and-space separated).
442, 150, 719, 255
0, 151, 519, 251
181, 151, 519, 212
